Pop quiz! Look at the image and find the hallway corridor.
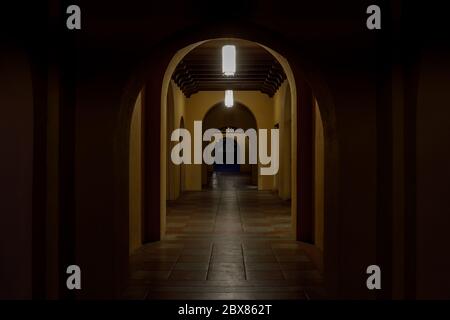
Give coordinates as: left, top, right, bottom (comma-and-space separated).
125, 173, 324, 300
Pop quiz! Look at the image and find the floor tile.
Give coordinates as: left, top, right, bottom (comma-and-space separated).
124, 173, 325, 300
207, 271, 246, 281
169, 270, 208, 281
178, 255, 211, 262
246, 270, 285, 280
173, 262, 210, 271
245, 262, 281, 271
131, 270, 171, 280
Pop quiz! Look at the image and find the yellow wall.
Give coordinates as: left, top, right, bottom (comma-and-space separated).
159, 40, 299, 239
262, 46, 298, 238
273, 84, 282, 191
314, 100, 325, 251
272, 81, 291, 200
129, 91, 142, 253
282, 84, 292, 200
160, 41, 206, 239
166, 84, 174, 200
183, 90, 275, 190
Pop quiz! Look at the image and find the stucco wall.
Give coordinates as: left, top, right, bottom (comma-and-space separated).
273, 81, 291, 200
314, 100, 325, 251
168, 81, 186, 200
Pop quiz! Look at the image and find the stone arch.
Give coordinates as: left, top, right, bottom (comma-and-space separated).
117, 26, 338, 296
202, 101, 258, 131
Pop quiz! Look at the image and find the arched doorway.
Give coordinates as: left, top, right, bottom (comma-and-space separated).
155, 38, 311, 242
116, 30, 338, 299
122, 36, 335, 299
201, 102, 258, 187
179, 117, 186, 194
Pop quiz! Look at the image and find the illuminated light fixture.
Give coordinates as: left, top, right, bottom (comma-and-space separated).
222, 45, 236, 76
225, 90, 234, 108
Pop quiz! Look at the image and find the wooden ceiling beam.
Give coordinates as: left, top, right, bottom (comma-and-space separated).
171, 43, 286, 98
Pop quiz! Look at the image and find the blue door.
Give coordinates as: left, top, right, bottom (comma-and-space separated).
214, 137, 240, 172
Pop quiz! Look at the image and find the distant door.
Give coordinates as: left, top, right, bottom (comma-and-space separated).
214, 137, 240, 172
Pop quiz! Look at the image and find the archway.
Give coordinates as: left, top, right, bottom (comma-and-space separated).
121, 33, 338, 298
213, 136, 240, 172
201, 102, 258, 187
156, 38, 306, 241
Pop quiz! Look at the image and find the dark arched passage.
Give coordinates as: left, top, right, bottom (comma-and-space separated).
201, 102, 258, 184
72, 24, 344, 299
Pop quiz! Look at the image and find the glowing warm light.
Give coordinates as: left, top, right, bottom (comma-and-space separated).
222, 45, 236, 76
225, 90, 234, 108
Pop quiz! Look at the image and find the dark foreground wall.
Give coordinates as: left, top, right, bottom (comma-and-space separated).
0, 0, 449, 299
0, 50, 34, 299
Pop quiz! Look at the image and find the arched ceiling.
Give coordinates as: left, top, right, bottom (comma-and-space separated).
172, 39, 286, 98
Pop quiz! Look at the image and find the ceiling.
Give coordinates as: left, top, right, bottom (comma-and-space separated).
172, 40, 287, 98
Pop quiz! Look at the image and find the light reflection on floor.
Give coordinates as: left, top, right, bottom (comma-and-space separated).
125, 172, 324, 300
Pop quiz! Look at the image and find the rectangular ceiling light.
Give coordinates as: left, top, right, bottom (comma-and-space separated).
222, 45, 236, 76
225, 90, 234, 107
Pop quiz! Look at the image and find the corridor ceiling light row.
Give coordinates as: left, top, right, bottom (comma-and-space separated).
222, 45, 236, 76
172, 41, 286, 97
222, 45, 236, 108
225, 90, 234, 108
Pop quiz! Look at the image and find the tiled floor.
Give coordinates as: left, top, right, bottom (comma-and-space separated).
124, 172, 325, 300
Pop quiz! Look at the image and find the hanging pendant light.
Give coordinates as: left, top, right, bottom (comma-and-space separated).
222, 45, 236, 76
225, 90, 234, 108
